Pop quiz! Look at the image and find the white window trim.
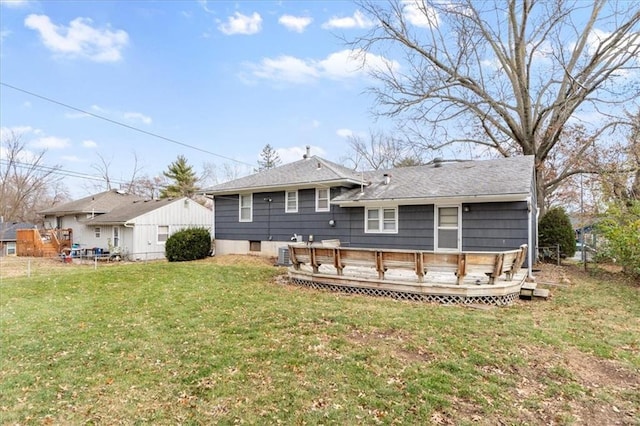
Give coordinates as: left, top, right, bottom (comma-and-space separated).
157, 225, 169, 244
239, 193, 253, 222
285, 190, 298, 213
316, 188, 330, 212
364, 206, 398, 234
434, 204, 461, 252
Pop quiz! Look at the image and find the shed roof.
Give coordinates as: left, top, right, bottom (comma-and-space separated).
203, 155, 363, 195
39, 189, 143, 215
84, 198, 185, 224
332, 156, 535, 204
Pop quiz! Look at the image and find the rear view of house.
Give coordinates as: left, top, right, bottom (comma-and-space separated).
203, 153, 538, 275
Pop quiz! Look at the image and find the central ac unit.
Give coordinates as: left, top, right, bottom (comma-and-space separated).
278, 247, 291, 266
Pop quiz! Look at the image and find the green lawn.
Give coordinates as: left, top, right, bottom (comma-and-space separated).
1, 258, 638, 425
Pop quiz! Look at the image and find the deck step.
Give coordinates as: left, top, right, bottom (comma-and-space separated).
533, 288, 550, 299
519, 281, 537, 300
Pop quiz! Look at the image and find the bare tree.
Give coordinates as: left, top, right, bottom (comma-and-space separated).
87, 151, 147, 194
0, 131, 69, 224
353, 0, 640, 213
89, 152, 114, 191
341, 129, 424, 170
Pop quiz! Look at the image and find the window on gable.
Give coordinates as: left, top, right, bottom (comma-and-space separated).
158, 225, 169, 243
239, 194, 253, 222
285, 190, 298, 213
316, 188, 330, 212
365, 207, 398, 233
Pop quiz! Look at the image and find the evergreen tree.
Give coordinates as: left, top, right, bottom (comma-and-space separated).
539, 207, 576, 258
257, 144, 281, 171
160, 155, 198, 198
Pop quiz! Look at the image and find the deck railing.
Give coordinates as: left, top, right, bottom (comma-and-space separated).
289, 244, 527, 285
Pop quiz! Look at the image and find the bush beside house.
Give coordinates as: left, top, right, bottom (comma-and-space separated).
165, 228, 212, 262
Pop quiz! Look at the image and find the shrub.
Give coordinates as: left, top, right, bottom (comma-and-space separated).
165, 228, 212, 262
597, 201, 640, 276
539, 207, 576, 258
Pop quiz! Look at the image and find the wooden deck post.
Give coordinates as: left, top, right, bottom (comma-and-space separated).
415, 252, 424, 283
490, 253, 504, 284
456, 254, 467, 285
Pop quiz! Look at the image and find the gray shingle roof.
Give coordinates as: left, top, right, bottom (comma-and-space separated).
202, 156, 363, 195
85, 198, 183, 224
39, 189, 143, 215
0, 222, 37, 242
332, 156, 535, 204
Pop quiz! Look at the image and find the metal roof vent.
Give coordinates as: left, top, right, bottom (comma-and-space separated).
383, 173, 391, 185
433, 158, 443, 168
303, 145, 311, 159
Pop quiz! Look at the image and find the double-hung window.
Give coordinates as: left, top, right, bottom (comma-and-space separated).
316, 188, 330, 212
436, 206, 460, 251
285, 190, 298, 213
157, 225, 169, 243
239, 194, 253, 222
365, 207, 398, 233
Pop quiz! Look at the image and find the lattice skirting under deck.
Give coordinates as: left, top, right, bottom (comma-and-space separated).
288, 277, 520, 306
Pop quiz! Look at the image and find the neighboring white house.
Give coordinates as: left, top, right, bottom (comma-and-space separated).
40, 190, 212, 260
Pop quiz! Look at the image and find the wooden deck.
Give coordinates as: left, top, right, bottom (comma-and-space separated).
287, 244, 528, 306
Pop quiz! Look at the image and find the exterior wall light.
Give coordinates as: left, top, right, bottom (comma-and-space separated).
329, 219, 336, 227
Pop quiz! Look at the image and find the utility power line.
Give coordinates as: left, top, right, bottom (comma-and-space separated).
0, 81, 255, 167
0, 159, 131, 186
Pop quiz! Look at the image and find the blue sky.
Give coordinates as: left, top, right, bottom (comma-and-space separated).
1, 0, 397, 196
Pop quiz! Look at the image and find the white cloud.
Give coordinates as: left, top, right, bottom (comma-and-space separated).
24, 14, 129, 62
322, 10, 373, 30
311, 119, 321, 128
1, 0, 29, 8
218, 12, 262, 35
336, 128, 354, 138
277, 145, 326, 164
76, 105, 152, 125
60, 155, 84, 162
278, 15, 312, 33
249, 55, 319, 84
0, 125, 41, 140
245, 49, 399, 85
402, 0, 439, 28
124, 112, 152, 125
31, 136, 70, 149
82, 139, 98, 148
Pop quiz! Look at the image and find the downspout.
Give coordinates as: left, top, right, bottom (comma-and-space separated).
527, 197, 534, 279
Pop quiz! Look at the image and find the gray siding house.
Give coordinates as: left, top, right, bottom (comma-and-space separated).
40, 190, 212, 260
203, 154, 538, 274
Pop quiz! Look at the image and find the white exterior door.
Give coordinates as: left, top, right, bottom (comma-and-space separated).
436, 206, 461, 251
